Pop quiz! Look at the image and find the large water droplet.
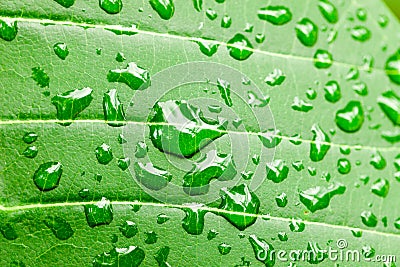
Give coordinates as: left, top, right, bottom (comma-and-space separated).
0, 19, 18, 41
314, 49, 333, 69
107, 62, 151, 90
377, 90, 400, 124
360, 211, 377, 227
257, 6, 292, 25
53, 42, 69, 60
323, 80, 341, 103
371, 178, 389, 197
95, 143, 113, 164
51, 87, 93, 126
318, 0, 338, 23
93, 246, 145, 267
44, 216, 74, 240
227, 33, 253, 60
218, 184, 260, 230
133, 162, 172, 190
192, 0, 202, 12
181, 204, 207, 235
84, 197, 113, 227
103, 89, 126, 127
295, 18, 318, 47
299, 182, 346, 212
335, 101, 364, 132
351, 26, 371, 42
33, 162, 62, 191
149, 0, 175, 20
183, 150, 236, 195
148, 100, 227, 157
310, 124, 330, 162
248, 235, 275, 266
266, 160, 289, 183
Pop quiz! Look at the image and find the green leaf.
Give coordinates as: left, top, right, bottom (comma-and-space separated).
1, 0, 400, 266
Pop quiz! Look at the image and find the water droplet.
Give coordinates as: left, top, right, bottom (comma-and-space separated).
218, 184, 260, 230
84, 197, 113, 227
103, 89, 126, 127
53, 42, 69, 60
248, 235, 275, 266
314, 49, 333, 69
258, 129, 282, 148
252, 154, 260, 165
134, 141, 148, 158
345, 67, 359, 80
378, 14, 389, 27
33, 162, 62, 191
154, 246, 170, 266
266, 160, 289, 183
44, 216, 74, 240
183, 150, 236, 195
0, 223, 18, 240
232, 118, 242, 128
181, 204, 207, 235
318, 0, 338, 23
149, 0, 174, 20
335, 101, 364, 133
217, 78, 233, 107
247, 91, 270, 107
362, 245, 375, 258
378, 90, 400, 124
394, 218, 400, 230
310, 124, 330, 162
306, 88, 317, 100
108, 63, 150, 90
194, 39, 219, 57
257, 6, 292, 25
356, 8, 367, 21
95, 143, 113, 164
119, 220, 138, 238
53, 0, 75, 8
192, 0, 202, 12
206, 8, 217, 20
371, 178, 389, 198
275, 193, 288, 207
221, 15, 232, 28
308, 166, 317, 176
0, 19, 18, 41
208, 105, 222, 113
323, 80, 341, 103
360, 211, 377, 227
157, 213, 169, 224
78, 188, 89, 198
295, 18, 318, 47
51, 87, 93, 126
23, 145, 38, 158
299, 182, 346, 212
149, 100, 227, 157
291, 97, 313, 112
292, 160, 304, 171
289, 218, 305, 232
96, 48, 102, 55
351, 26, 371, 42
264, 68, 285, 86
351, 229, 362, 237
117, 157, 130, 171
133, 162, 172, 190
118, 134, 127, 144
352, 82, 368, 96
31, 67, 49, 88
22, 132, 38, 144
207, 229, 219, 240
218, 243, 232, 255
241, 170, 254, 180
93, 246, 145, 267
337, 158, 351, 174
227, 33, 253, 61
255, 33, 265, 43
93, 173, 102, 183
386, 51, 400, 87
370, 150, 386, 170
277, 232, 288, 242
289, 134, 302, 145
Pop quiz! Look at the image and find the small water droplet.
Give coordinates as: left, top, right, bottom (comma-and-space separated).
327, 28, 337, 43
115, 52, 126, 62
227, 33, 253, 60
351, 229, 362, 237
0, 19, 18, 41
53, 42, 69, 60
352, 81, 368, 96
241, 170, 254, 180
206, 8, 217, 20
154, 246, 170, 266
292, 160, 304, 171
275, 192, 288, 207
310, 124, 331, 161
247, 91, 270, 107
157, 213, 169, 224
149, 0, 174, 20
385, 50, 400, 85
378, 14, 389, 27
33, 162, 62, 191
360, 211, 377, 227
51, 87, 93, 126
94, 173, 103, 183
337, 158, 351, 174
289, 218, 305, 232
134, 162, 172, 190
264, 68, 285, 86
314, 49, 333, 69
306, 88, 317, 100
53, 0, 75, 8
255, 33, 265, 43
78, 188, 89, 198
84, 197, 113, 227
44, 216, 74, 240
221, 15, 232, 28
318, 0, 338, 23
218, 243, 232, 255
266, 160, 289, 183
308, 166, 317, 176
351, 26, 371, 42
23, 145, 38, 158
378, 90, 400, 124
218, 184, 260, 230
394, 218, 400, 229
345, 67, 359, 80
295, 18, 318, 47
370, 150, 386, 170
118, 133, 127, 144
299, 182, 346, 212
291, 97, 313, 112
134, 141, 148, 158
117, 157, 130, 171
289, 134, 302, 145
181, 204, 207, 235
362, 245, 375, 258
93, 246, 145, 266
108, 62, 151, 90
207, 229, 219, 240
277, 232, 288, 242
356, 8, 367, 21
119, 220, 138, 238
22, 132, 38, 144
192, 0, 202, 12
323, 80, 341, 103
258, 129, 282, 148
335, 101, 364, 133
257, 6, 292, 25
244, 23, 253, 33
194, 39, 219, 57
103, 89, 126, 127
371, 178, 389, 198
95, 143, 113, 164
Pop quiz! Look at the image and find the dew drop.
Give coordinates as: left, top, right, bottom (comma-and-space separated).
361, 211, 377, 227
207, 229, 219, 240
291, 97, 313, 112
310, 124, 331, 162
337, 158, 351, 174
194, 39, 219, 57
371, 178, 389, 197
192, 0, 202, 12
266, 160, 289, 183
299, 182, 346, 212
255, 33, 265, 43
22, 132, 38, 144
323, 80, 341, 103
23, 146, 38, 158
108, 62, 150, 90
377, 90, 400, 124
295, 18, 318, 47
181, 204, 207, 235
119, 221, 138, 238
370, 151, 386, 170
84, 197, 113, 228
248, 235, 275, 266
227, 33, 253, 60
95, 143, 113, 164
53, 42, 69, 60
33, 162, 62, 191
149, 0, 174, 20
78, 188, 89, 198
154, 246, 170, 266
257, 6, 292, 25
217, 78, 233, 107
103, 89, 126, 127
218, 243, 232, 255
292, 160, 304, 171
264, 69, 285, 86
0, 19, 18, 41
247, 91, 270, 107
135, 141, 148, 158
157, 213, 169, 224
352, 82, 368, 96
258, 129, 282, 148
206, 8, 217, 20
278, 232, 288, 242
318, 0, 338, 24
289, 218, 305, 232
221, 15, 232, 28
275, 192, 288, 207
351, 26, 371, 42
99, 0, 123, 14
384, 50, 400, 85
53, 0, 75, 8
378, 14, 389, 27
117, 157, 130, 171
314, 49, 333, 69
335, 101, 364, 132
